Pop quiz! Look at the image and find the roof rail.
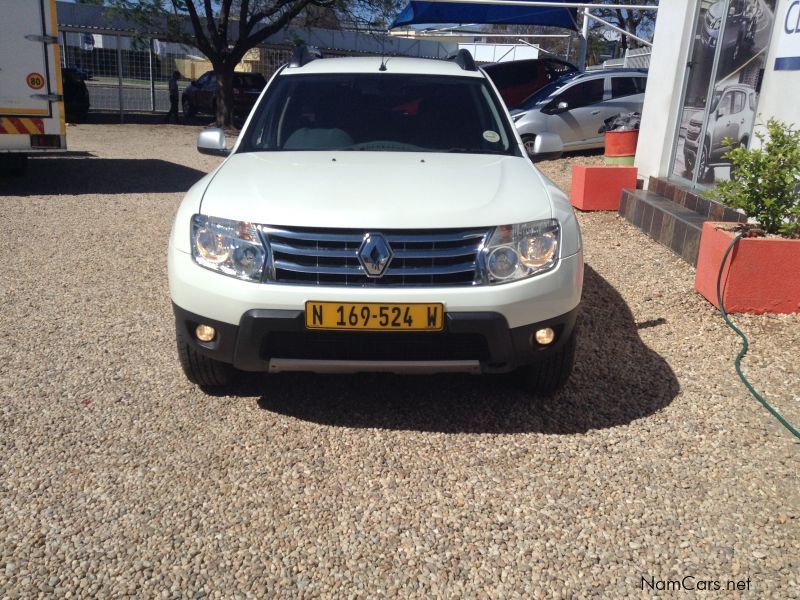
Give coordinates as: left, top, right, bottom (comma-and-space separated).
452, 49, 478, 72
289, 44, 322, 68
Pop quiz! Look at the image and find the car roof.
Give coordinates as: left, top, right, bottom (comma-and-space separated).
575, 68, 648, 80
282, 56, 485, 78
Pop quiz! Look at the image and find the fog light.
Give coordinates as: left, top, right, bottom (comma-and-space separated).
195, 324, 216, 342
534, 327, 555, 345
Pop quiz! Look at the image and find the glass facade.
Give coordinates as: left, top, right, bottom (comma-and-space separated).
670, 0, 776, 188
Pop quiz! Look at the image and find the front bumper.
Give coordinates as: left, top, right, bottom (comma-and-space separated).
169, 243, 582, 374
168, 248, 583, 330
174, 303, 579, 374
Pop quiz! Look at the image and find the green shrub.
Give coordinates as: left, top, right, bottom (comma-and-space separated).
712, 118, 800, 238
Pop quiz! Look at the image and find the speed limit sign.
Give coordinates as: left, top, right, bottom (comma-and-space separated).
26, 72, 45, 90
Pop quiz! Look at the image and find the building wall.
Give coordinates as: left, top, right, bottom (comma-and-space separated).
754, 0, 800, 145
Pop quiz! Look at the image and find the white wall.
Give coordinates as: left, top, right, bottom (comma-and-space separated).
753, 0, 800, 145
457, 43, 538, 63
634, 2, 697, 185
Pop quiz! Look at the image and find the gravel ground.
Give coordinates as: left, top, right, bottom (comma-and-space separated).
1, 124, 798, 598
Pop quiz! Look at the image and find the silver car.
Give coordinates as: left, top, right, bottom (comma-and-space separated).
509, 69, 647, 155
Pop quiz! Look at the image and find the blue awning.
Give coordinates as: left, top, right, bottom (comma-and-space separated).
391, 1, 578, 30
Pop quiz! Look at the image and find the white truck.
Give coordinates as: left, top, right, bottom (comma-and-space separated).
0, 0, 66, 174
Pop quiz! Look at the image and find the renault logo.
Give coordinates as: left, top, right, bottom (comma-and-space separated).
358, 233, 393, 277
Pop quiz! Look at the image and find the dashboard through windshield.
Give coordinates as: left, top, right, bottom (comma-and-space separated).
239, 73, 520, 156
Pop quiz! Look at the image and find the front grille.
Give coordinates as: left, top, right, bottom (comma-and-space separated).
686, 125, 700, 142
262, 331, 490, 361
262, 226, 489, 286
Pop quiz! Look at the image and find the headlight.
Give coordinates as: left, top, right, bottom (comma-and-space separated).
512, 112, 526, 122
191, 214, 267, 281
480, 219, 559, 284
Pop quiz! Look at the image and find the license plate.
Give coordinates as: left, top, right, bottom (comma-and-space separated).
305, 301, 444, 331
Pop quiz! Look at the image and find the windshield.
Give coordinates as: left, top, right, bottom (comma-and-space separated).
710, 89, 723, 112
239, 73, 519, 155
515, 72, 580, 111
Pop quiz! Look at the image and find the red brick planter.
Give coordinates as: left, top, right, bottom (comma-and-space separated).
695, 222, 800, 314
570, 165, 637, 211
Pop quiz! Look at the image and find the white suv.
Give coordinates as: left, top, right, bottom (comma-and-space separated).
168, 49, 584, 395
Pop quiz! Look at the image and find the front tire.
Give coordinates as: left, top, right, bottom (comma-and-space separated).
515, 327, 577, 396
522, 134, 537, 158
176, 327, 233, 387
697, 141, 712, 183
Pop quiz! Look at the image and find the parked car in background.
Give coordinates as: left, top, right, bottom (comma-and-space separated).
62, 67, 90, 123
482, 58, 578, 109
684, 83, 756, 181
181, 71, 267, 117
510, 68, 647, 155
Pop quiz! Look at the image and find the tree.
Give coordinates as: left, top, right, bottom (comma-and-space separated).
115, 0, 398, 127
586, 0, 658, 53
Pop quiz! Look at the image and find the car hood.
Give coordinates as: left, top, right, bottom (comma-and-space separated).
199, 151, 553, 229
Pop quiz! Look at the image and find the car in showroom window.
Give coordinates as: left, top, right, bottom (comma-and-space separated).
168, 50, 583, 397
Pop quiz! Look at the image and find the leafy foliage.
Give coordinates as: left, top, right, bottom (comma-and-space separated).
713, 119, 800, 238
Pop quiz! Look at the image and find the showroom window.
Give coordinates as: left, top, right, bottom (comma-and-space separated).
669, 0, 777, 188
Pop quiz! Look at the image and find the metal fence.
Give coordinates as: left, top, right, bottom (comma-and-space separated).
59, 31, 314, 115
602, 48, 652, 70
623, 47, 651, 69
58, 28, 454, 118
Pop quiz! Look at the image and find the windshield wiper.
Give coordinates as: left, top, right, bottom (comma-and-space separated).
445, 148, 509, 155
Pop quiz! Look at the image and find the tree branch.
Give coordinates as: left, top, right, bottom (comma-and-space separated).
181, 0, 214, 56
238, 0, 314, 56
201, 0, 220, 48
220, 0, 234, 47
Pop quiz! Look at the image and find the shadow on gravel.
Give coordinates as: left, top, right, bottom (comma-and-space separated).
240, 266, 680, 434
0, 156, 206, 195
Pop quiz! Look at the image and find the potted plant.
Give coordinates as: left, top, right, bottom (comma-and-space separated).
695, 118, 800, 314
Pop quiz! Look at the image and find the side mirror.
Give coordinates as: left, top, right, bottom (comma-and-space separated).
544, 100, 569, 115
528, 132, 564, 162
197, 128, 229, 156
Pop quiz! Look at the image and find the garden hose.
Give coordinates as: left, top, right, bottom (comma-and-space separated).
716, 229, 800, 440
